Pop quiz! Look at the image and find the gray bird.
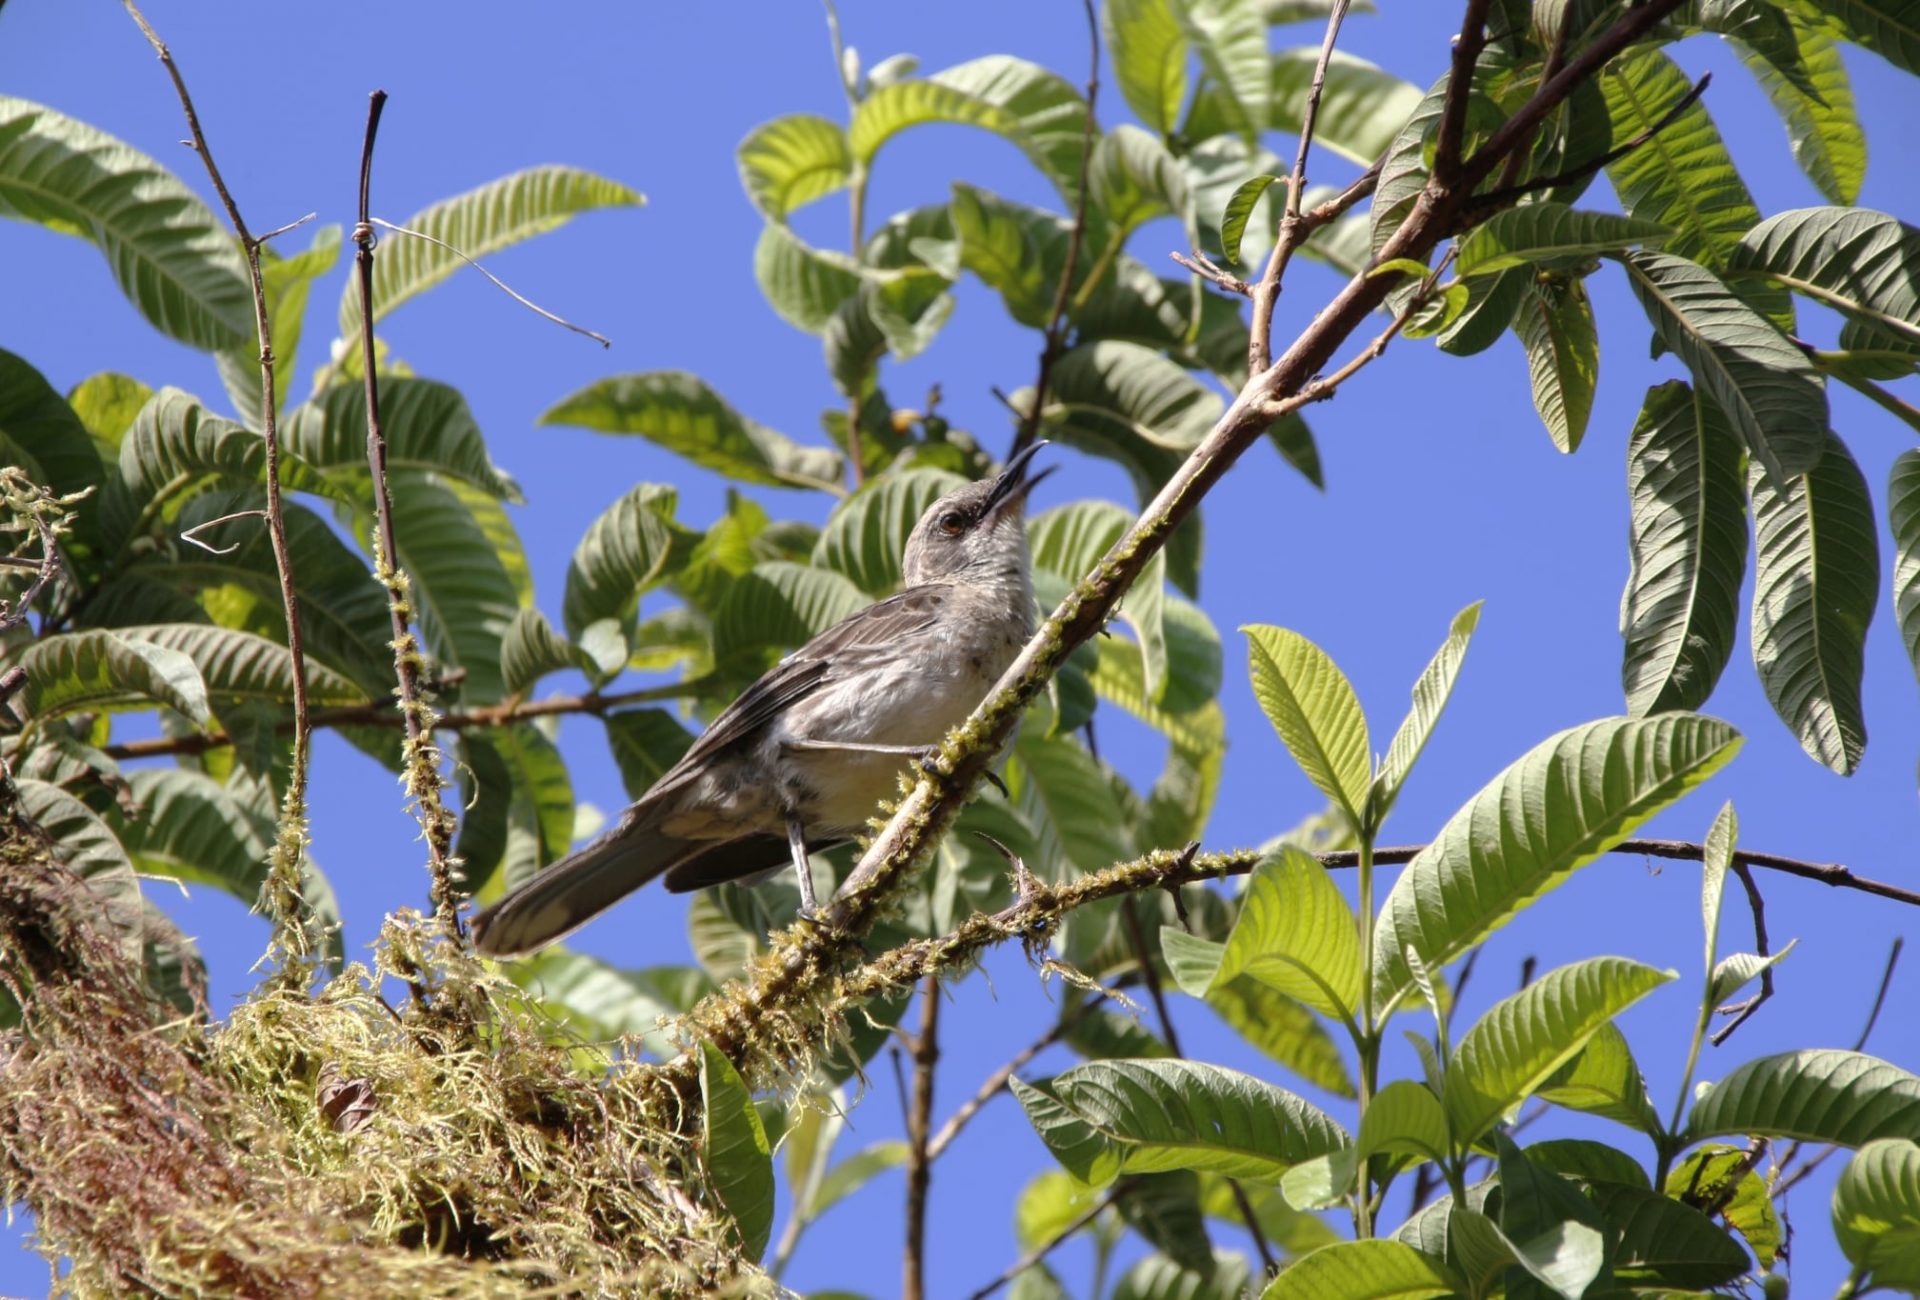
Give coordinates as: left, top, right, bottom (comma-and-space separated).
470, 443, 1048, 957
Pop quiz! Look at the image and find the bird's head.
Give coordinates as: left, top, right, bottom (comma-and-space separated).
901, 442, 1050, 590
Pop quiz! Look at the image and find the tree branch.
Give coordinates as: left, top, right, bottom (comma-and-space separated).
1709, 863, 1772, 1046
351, 91, 463, 943
1433, 0, 1494, 187
1008, 0, 1099, 460
122, 0, 318, 979
926, 1013, 1071, 1161
1250, 0, 1354, 377
98, 675, 715, 761
903, 973, 940, 1300
966, 1178, 1134, 1300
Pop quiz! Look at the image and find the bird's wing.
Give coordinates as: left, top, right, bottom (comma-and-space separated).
643, 585, 950, 803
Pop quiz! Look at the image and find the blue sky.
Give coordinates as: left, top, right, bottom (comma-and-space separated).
2, 2, 1918, 1296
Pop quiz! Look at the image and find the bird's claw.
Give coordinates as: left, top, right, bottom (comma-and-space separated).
917, 750, 1009, 799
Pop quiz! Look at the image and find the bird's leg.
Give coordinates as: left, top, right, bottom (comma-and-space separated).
785, 812, 819, 915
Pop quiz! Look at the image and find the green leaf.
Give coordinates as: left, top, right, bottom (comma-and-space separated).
1271, 49, 1425, 167
0, 350, 104, 505
1620, 250, 1827, 482
336, 165, 641, 339
1749, 428, 1877, 773
1686, 1050, 1920, 1146
1667, 1143, 1779, 1268
1833, 1138, 1920, 1288
1732, 207, 1920, 350
1892, 451, 1920, 686
1738, 9, 1866, 204
1041, 1058, 1350, 1183
18, 628, 210, 726
454, 733, 512, 893
500, 607, 594, 697
1621, 381, 1749, 716
511, 951, 712, 1057
1457, 203, 1671, 278
1258, 1240, 1458, 1299
1370, 78, 1459, 256
1220, 175, 1282, 266
1013, 1076, 1122, 1186
1091, 125, 1192, 238
1031, 499, 1170, 697
737, 113, 852, 221
753, 222, 864, 334
1266, 412, 1323, 490
1104, 0, 1190, 135
65, 371, 152, 458
1243, 625, 1371, 828
109, 767, 263, 895
928, 57, 1093, 200
1037, 341, 1225, 452
1162, 930, 1357, 1097
1174, 0, 1272, 141
1600, 51, 1773, 285
0, 95, 252, 350
98, 388, 269, 553
1537, 1021, 1663, 1133
1116, 1171, 1215, 1275
603, 708, 696, 801
1436, 268, 1529, 357
216, 225, 341, 429
814, 467, 968, 596
561, 482, 681, 666
284, 377, 521, 503
1356, 1079, 1449, 1166
1445, 956, 1675, 1146
1589, 1181, 1752, 1288
1709, 939, 1797, 1008
851, 79, 1025, 167
812, 1141, 911, 1217
542, 371, 843, 493
1116, 1251, 1250, 1300
1373, 602, 1481, 822
1785, 0, 1920, 78
1012, 731, 1137, 879
1015, 1169, 1100, 1251
1372, 714, 1741, 1011
1515, 275, 1599, 453
1213, 848, 1362, 1020
480, 724, 576, 886
949, 183, 1062, 328
1495, 1134, 1613, 1297
711, 561, 868, 661
699, 1041, 774, 1262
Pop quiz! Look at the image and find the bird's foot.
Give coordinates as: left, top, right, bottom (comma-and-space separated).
916, 749, 1009, 798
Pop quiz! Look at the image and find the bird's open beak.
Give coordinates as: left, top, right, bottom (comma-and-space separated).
983, 441, 1054, 517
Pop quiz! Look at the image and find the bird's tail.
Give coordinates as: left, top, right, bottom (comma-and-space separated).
470, 811, 686, 957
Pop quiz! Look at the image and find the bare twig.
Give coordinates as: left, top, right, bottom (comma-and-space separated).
352, 92, 463, 943
366, 218, 611, 348
99, 675, 716, 761
1710, 864, 1773, 1046
1171, 251, 1252, 297
1008, 0, 1100, 461
966, 1178, 1133, 1300
1470, 73, 1711, 211
1433, 0, 1494, 186
179, 509, 267, 556
903, 973, 940, 1300
926, 1014, 1071, 1161
1851, 937, 1903, 1052
1250, 0, 1354, 377
1119, 891, 1278, 1276
0, 487, 62, 636
0, 666, 25, 709
123, 0, 318, 978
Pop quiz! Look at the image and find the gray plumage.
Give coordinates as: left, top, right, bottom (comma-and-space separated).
470, 444, 1046, 957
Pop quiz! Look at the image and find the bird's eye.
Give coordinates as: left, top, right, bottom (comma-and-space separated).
938, 511, 967, 535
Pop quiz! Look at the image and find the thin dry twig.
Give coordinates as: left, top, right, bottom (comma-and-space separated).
0, 487, 62, 637
366, 218, 612, 348
179, 509, 268, 556
1250, 0, 1355, 377
903, 973, 940, 1300
122, 0, 318, 977
966, 1179, 1134, 1300
1007, 0, 1101, 461
98, 674, 717, 761
1470, 73, 1712, 211
925, 1013, 1071, 1161
1710, 864, 1773, 1046
351, 91, 464, 944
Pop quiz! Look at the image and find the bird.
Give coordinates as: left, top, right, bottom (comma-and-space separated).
470, 443, 1049, 957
